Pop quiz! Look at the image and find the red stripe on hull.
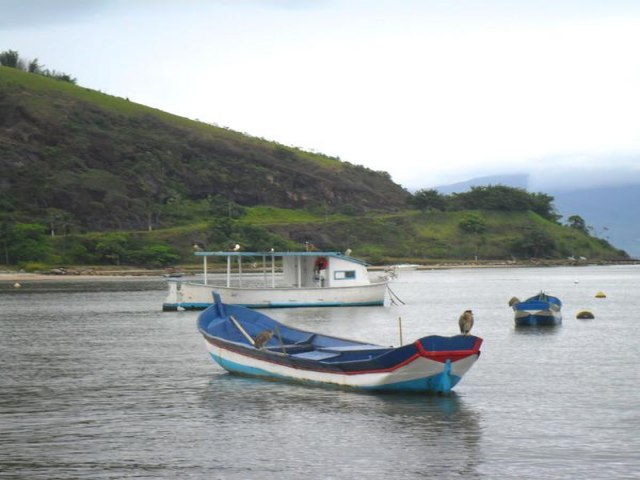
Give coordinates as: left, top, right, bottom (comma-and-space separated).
414, 338, 483, 363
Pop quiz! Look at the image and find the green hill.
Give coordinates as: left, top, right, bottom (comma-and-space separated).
0, 66, 629, 268
0, 67, 408, 227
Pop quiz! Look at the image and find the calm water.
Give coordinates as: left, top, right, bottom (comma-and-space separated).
1, 266, 639, 479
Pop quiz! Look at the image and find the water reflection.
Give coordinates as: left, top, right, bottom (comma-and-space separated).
200, 373, 483, 478
0, 278, 165, 293
512, 324, 562, 336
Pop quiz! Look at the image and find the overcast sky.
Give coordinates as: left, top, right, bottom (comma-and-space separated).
3, 0, 640, 189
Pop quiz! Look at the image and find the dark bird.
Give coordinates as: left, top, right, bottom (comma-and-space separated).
254, 330, 274, 349
458, 310, 474, 335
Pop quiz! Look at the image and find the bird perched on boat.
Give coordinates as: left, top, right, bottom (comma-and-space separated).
458, 310, 474, 335
254, 330, 274, 349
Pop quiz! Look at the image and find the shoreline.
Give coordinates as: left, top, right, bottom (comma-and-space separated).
1, 260, 637, 282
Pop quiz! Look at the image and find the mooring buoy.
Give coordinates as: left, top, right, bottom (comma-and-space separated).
595, 291, 606, 298
576, 310, 595, 319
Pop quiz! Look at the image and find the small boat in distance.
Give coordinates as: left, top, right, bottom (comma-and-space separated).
198, 293, 483, 393
384, 263, 420, 278
162, 250, 389, 311
510, 292, 563, 326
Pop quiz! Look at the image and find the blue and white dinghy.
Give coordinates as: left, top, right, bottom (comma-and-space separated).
198, 293, 483, 393
510, 292, 563, 326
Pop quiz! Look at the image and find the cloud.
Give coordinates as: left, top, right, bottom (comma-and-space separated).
0, 0, 113, 28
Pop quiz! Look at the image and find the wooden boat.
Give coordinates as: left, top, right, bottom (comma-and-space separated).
510, 292, 562, 326
197, 293, 483, 393
163, 251, 388, 311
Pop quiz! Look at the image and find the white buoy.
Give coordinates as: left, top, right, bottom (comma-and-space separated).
14, 282, 21, 288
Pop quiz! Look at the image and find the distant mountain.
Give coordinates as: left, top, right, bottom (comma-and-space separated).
550, 185, 640, 259
435, 174, 529, 195
436, 173, 640, 258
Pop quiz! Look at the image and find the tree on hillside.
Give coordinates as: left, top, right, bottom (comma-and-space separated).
409, 189, 447, 211
28, 58, 42, 73
0, 49, 23, 69
458, 212, 487, 234
95, 233, 129, 265
528, 192, 560, 222
127, 244, 180, 267
511, 226, 556, 258
0, 49, 76, 83
5, 223, 52, 264
45, 70, 76, 84
46, 208, 73, 237
446, 185, 559, 221
567, 214, 588, 234
451, 185, 531, 211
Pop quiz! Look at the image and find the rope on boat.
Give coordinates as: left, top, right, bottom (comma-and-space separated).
387, 286, 405, 305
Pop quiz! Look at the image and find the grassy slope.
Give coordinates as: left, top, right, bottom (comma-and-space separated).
0, 66, 343, 168
2, 66, 411, 241
129, 206, 623, 264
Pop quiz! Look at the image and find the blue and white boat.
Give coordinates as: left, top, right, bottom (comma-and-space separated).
163, 250, 388, 311
198, 293, 483, 393
510, 292, 562, 326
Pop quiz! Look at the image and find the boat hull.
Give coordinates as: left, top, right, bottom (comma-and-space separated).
514, 310, 562, 326
163, 280, 388, 310
197, 296, 482, 394
204, 339, 480, 393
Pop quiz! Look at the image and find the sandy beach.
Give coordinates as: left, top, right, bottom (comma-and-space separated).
0, 268, 172, 282
1, 259, 636, 283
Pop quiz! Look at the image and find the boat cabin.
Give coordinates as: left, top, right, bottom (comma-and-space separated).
195, 251, 372, 288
